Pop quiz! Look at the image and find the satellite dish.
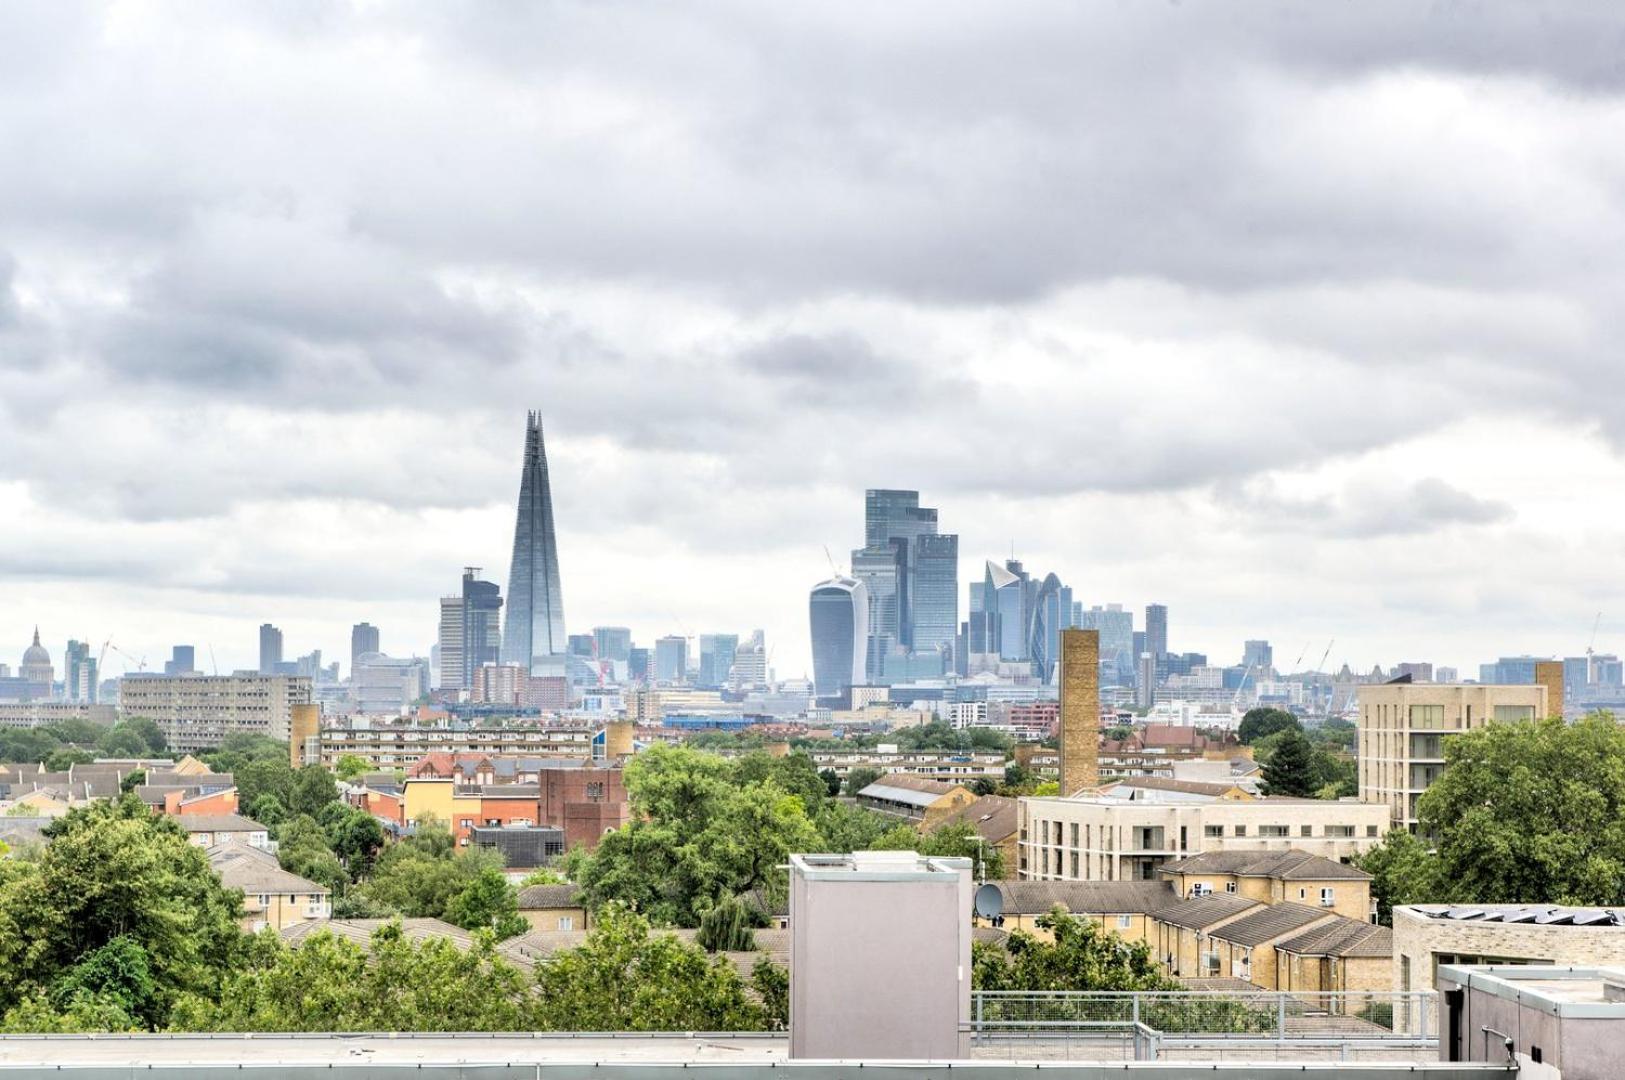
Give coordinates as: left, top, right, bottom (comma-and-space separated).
974, 883, 1004, 919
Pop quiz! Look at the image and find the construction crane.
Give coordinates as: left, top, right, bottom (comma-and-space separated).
107, 643, 147, 673
208, 644, 219, 676
1315, 639, 1335, 675
1587, 612, 1603, 659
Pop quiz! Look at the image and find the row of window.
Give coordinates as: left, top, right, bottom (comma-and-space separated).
1026, 820, 1378, 844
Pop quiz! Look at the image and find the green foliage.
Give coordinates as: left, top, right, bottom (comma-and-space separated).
333, 754, 371, 781
119, 769, 147, 794
349, 821, 508, 923
750, 955, 788, 1030
42, 718, 106, 746
870, 820, 1005, 880
971, 907, 1170, 992
520, 867, 568, 887
93, 721, 165, 760
45, 748, 96, 770
198, 734, 289, 775
442, 866, 528, 940
571, 745, 824, 926
818, 768, 841, 798
530, 903, 768, 1031
1260, 728, 1316, 797
696, 895, 756, 952
843, 766, 883, 796
1418, 712, 1625, 905
172, 922, 531, 1032
1238, 707, 1300, 745
0, 729, 59, 763
51, 935, 160, 1027
0, 797, 244, 1026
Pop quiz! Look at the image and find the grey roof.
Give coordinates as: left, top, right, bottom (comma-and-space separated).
935, 795, 1019, 841
1158, 849, 1371, 882
173, 814, 266, 834
1208, 902, 1333, 947
1276, 918, 1392, 959
281, 918, 472, 952
500, 927, 789, 980
992, 880, 1176, 916
517, 884, 582, 909
1152, 892, 1261, 930
0, 817, 52, 847
472, 783, 541, 797
212, 852, 329, 896
857, 777, 958, 808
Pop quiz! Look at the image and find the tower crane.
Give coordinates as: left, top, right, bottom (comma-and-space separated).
1587, 612, 1603, 659
107, 643, 147, 673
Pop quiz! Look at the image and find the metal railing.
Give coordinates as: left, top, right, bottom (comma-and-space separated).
969, 990, 1437, 1061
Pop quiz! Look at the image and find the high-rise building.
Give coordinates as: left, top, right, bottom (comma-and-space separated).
654, 636, 688, 683
1394, 661, 1434, 683
258, 623, 283, 675
295, 650, 323, 681
19, 629, 53, 700
1029, 573, 1071, 682
698, 634, 739, 689
63, 640, 95, 704
353, 653, 432, 715
1077, 605, 1134, 685
350, 623, 379, 679
1242, 640, 1273, 673
118, 672, 312, 753
911, 533, 959, 657
439, 569, 503, 692
1136, 653, 1155, 709
164, 645, 196, 676
1477, 655, 1550, 685
567, 634, 596, 658
809, 576, 867, 700
627, 647, 651, 684
501, 411, 566, 675
436, 597, 464, 692
967, 560, 1028, 661
851, 546, 902, 679
1144, 604, 1167, 659
731, 630, 768, 690
593, 627, 632, 663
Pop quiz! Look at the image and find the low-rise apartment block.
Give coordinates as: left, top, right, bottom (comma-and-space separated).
209, 840, 330, 933
316, 723, 595, 770
1019, 780, 1389, 882
1357, 680, 1552, 831
802, 748, 1006, 782
1392, 904, 1625, 1000
0, 702, 117, 730
118, 673, 312, 751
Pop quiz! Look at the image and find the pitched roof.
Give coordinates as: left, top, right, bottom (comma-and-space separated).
516, 884, 582, 909
173, 813, 265, 833
1102, 777, 1244, 797
858, 774, 963, 808
213, 854, 330, 896
280, 918, 472, 952
1276, 917, 1392, 959
868, 773, 959, 795
991, 880, 1176, 916
934, 795, 1019, 841
1208, 903, 1334, 947
1158, 850, 1371, 882
1152, 892, 1261, 930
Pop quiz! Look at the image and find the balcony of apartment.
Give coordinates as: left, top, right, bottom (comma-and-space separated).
1406, 734, 1447, 762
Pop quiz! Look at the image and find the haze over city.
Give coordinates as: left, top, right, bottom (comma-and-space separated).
6, 3, 1625, 675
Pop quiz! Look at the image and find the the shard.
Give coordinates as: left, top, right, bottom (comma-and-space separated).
501, 411, 566, 674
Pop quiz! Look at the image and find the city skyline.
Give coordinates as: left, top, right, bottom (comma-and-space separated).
6, 6, 1625, 678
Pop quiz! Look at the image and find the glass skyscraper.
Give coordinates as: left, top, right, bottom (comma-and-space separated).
857, 489, 957, 673
809, 575, 867, 699
501, 412, 567, 674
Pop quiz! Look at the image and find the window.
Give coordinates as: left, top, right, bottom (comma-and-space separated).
1299, 888, 1307, 899
1320, 887, 1335, 907
1191, 882, 1211, 896
1225, 881, 1237, 893
1070, 851, 1079, 877
585, 782, 605, 799
1366, 824, 1379, 837
1260, 825, 1288, 837
1204, 825, 1223, 838
1233, 825, 1247, 837
1070, 823, 1079, 847
557, 915, 574, 931
1494, 705, 1534, 723
1326, 825, 1355, 838
1300, 825, 1314, 837
1117, 915, 1133, 929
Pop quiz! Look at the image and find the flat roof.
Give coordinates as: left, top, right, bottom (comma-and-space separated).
1438, 964, 1625, 1019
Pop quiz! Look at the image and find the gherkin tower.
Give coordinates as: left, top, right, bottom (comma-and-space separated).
501, 412, 566, 673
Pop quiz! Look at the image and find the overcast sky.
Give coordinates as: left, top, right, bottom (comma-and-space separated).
5, 1, 1625, 680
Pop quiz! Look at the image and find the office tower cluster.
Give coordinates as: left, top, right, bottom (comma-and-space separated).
809, 489, 961, 700
960, 559, 1072, 682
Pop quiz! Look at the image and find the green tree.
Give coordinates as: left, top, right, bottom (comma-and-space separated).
1356, 829, 1447, 924
530, 904, 766, 1031
333, 754, 371, 781
696, 895, 756, 953
50, 936, 160, 1028
843, 766, 882, 796
123, 717, 168, 755
442, 867, 528, 940
818, 768, 842, 799
93, 725, 150, 759
1260, 728, 1316, 797
289, 766, 339, 817
172, 922, 531, 1032
972, 907, 1169, 992
0, 797, 244, 1025
751, 955, 788, 1030
1419, 712, 1625, 905
870, 820, 1004, 880
44, 748, 96, 771
0, 729, 60, 763
1238, 707, 1300, 745
43, 718, 105, 746
325, 807, 387, 879
119, 769, 147, 795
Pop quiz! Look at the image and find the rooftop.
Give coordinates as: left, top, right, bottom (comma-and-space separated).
1438, 964, 1625, 1019
1401, 904, 1625, 927
987, 880, 1175, 917
1158, 849, 1371, 881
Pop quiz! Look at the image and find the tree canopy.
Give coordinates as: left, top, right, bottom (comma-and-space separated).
1238, 707, 1300, 745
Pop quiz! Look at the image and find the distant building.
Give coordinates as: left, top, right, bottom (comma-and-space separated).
209, 841, 330, 933
0, 702, 117, 730
19, 628, 53, 700
1018, 781, 1388, 881
592, 626, 631, 663
501, 411, 567, 675
1144, 604, 1168, 659
118, 673, 312, 752
653, 636, 688, 683
316, 724, 595, 771
809, 576, 867, 700
349, 624, 379, 679
1077, 604, 1135, 684
164, 645, 196, 676
1477, 655, 1550, 685
730, 630, 768, 690
1356, 680, 1554, 832
1393, 662, 1433, 683
626, 646, 651, 683
697, 634, 738, 689
1242, 640, 1273, 673
258, 623, 283, 675
353, 653, 431, 715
